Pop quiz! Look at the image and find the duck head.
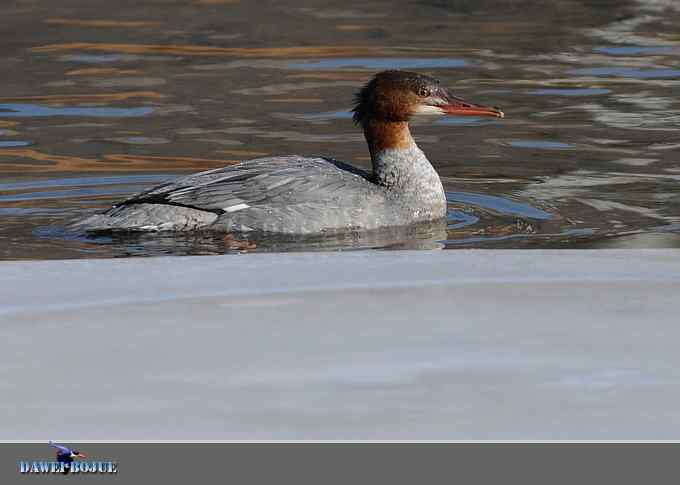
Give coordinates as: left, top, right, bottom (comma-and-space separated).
352, 70, 503, 124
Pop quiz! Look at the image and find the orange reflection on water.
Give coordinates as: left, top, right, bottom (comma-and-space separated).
216, 149, 270, 157
66, 68, 142, 76
46, 18, 161, 28
103, 154, 238, 169
0, 121, 19, 128
193, 0, 239, 4
0, 149, 99, 172
286, 72, 370, 81
0, 149, 238, 173
336, 25, 374, 31
266, 98, 323, 103
0, 91, 165, 104
31, 43, 387, 58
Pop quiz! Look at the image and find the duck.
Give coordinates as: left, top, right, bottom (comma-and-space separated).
79, 70, 503, 235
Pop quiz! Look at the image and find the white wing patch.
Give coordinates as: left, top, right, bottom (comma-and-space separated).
224, 203, 250, 213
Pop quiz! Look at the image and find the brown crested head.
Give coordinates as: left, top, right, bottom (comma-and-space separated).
352, 70, 504, 125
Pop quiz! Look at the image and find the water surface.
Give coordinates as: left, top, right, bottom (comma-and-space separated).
1, 0, 680, 258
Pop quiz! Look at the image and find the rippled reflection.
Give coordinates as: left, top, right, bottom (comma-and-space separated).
286, 58, 467, 70
1, 0, 680, 258
0, 103, 153, 118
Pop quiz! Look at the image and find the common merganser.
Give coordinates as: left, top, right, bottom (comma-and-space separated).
79, 70, 503, 234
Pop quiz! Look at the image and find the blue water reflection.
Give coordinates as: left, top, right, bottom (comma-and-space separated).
508, 140, 573, 150
0, 141, 32, 147
447, 191, 553, 220
436, 116, 500, 126
594, 46, 677, 55
569, 67, 680, 78
0, 175, 171, 192
0, 187, 141, 203
0, 104, 154, 118
447, 209, 480, 229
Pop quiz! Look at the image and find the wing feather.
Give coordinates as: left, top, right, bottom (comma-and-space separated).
115, 156, 372, 214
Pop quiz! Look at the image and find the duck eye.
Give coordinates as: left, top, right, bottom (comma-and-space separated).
418, 88, 431, 97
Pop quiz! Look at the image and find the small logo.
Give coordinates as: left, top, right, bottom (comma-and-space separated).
17, 441, 118, 475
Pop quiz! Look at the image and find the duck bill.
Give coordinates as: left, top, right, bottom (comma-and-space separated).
440, 91, 504, 118
443, 104, 504, 118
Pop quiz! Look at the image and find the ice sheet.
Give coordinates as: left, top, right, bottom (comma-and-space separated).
2, 250, 680, 439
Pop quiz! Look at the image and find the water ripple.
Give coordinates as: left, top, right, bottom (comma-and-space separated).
0, 103, 153, 118
0, 141, 32, 147
530, 88, 610, 96
287, 58, 467, 70
569, 67, 680, 79
447, 192, 554, 220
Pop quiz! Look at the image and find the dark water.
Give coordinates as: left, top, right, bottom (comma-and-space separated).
1, 0, 680, 259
